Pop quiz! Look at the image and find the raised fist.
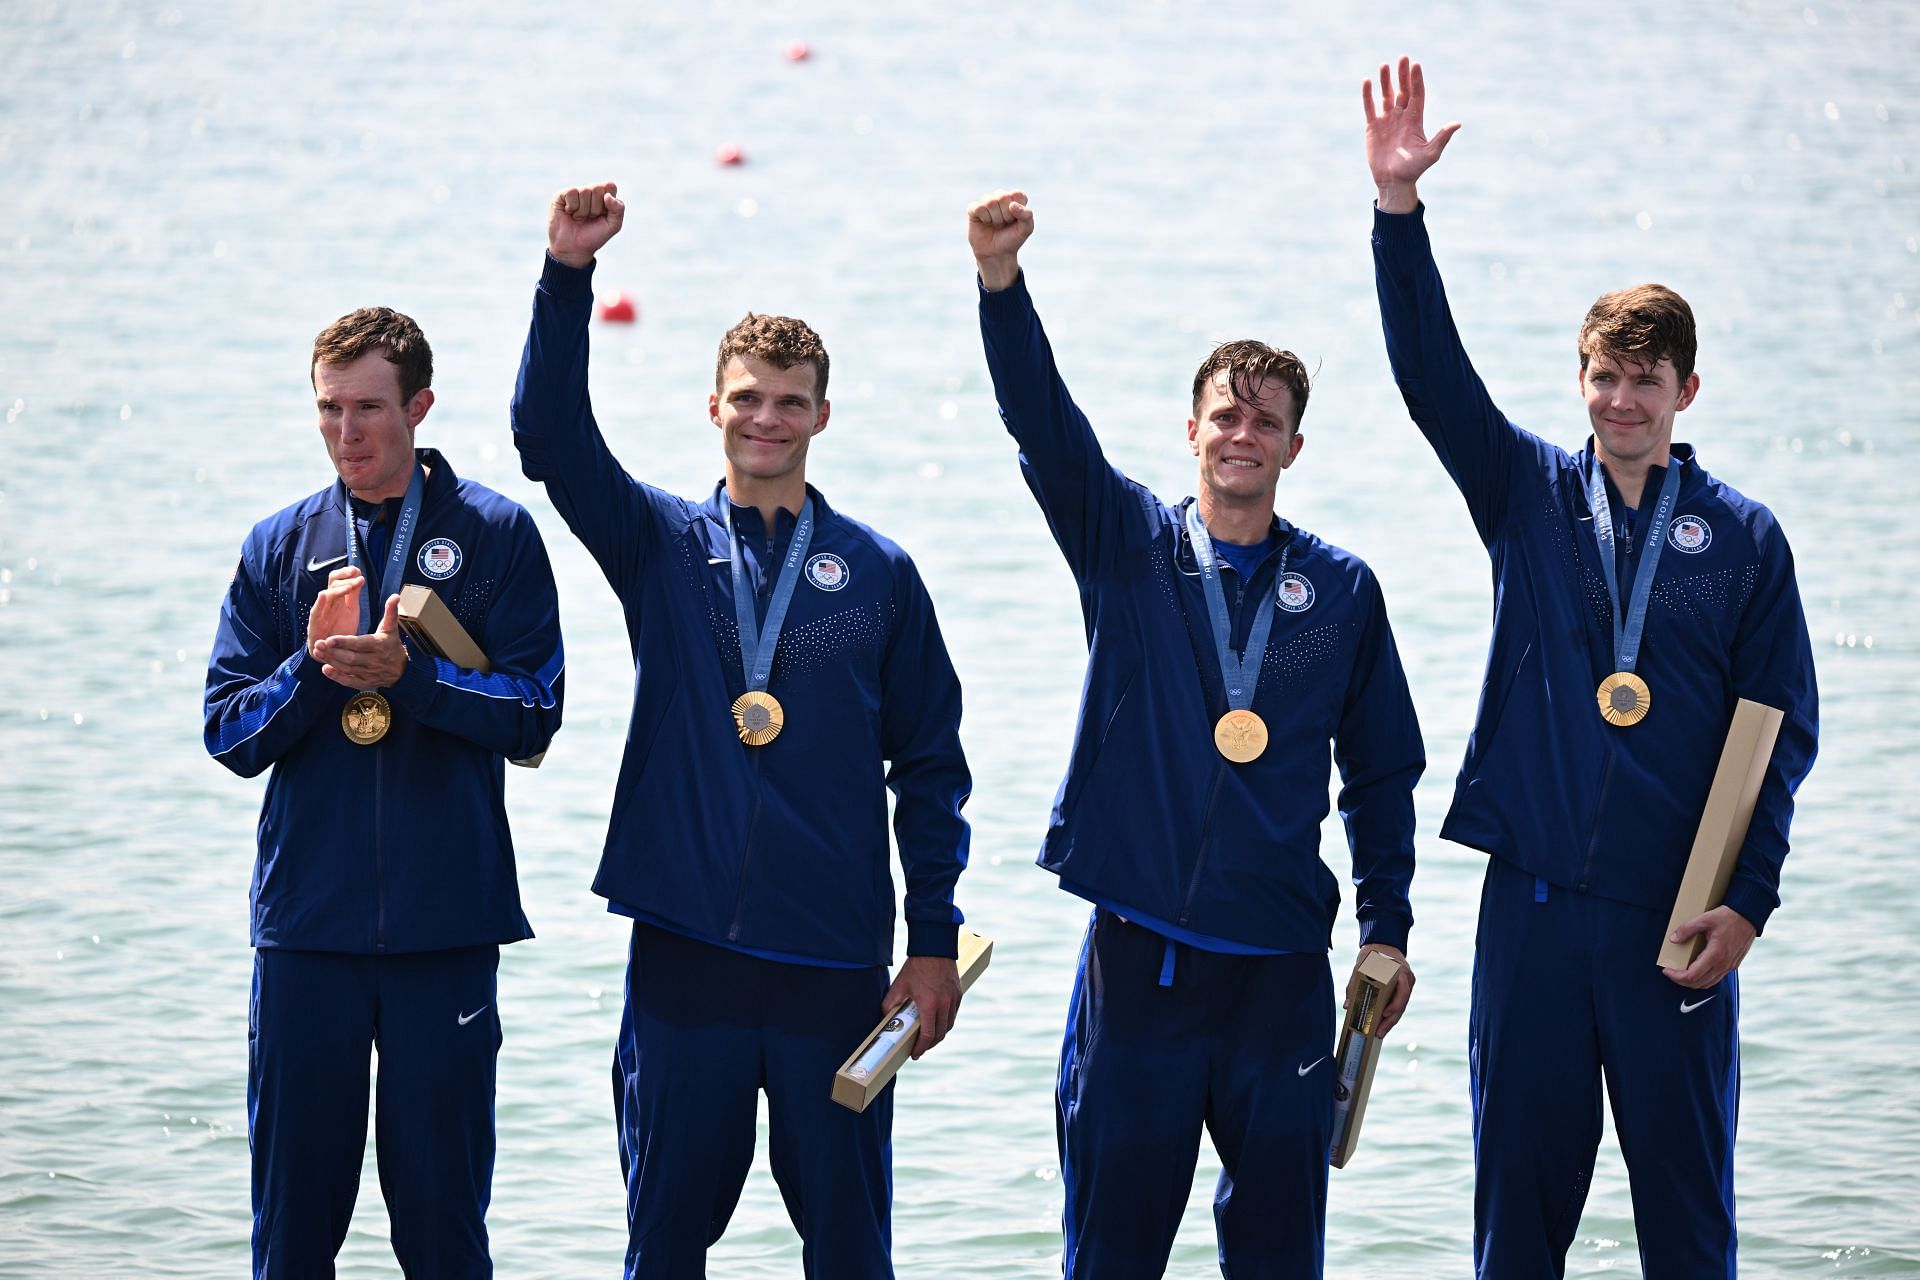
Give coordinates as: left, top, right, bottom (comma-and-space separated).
548, 182, 626, 269
967, 189, 1033, 292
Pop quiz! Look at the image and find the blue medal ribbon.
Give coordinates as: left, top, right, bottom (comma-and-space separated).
342, 463, 425, 636
1185, 502, 1287, 713
1588, 454, 1681, 676
726, 496, 815, 695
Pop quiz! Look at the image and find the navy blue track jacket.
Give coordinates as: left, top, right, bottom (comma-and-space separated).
979, 274, 1424, 954
1372, 205, 1819, 931
205, 450, 565, 954
511, 255, 971, 965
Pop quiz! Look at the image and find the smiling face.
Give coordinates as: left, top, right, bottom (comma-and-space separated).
1579, 352, 1698, 472
1187, 372, 1304, 510
709, 354, 830, 489
314, 350, 433, 500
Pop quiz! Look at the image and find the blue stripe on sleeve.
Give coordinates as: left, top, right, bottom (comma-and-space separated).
430, 642, 564, 708
207, 653, 305, 757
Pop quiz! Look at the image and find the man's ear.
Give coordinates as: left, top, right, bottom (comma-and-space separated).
407, 388, 435, 429
1676, 372, 1700, 413
709, 392, 722, 428
1282, 430, 1305, 469
812, 400, 831, 436
1186, 418, 1200, 455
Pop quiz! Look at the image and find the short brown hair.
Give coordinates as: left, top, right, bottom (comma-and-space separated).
1190, 340, 1311, 428
1578, 284, 1696, 382
715, 313, 830, 401
311, 307, 433, 402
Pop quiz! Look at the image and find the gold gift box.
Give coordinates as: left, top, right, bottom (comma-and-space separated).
831, 930, 993, 1113
397, 585, 546, 768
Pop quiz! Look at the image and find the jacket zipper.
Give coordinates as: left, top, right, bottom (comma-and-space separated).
1574, 749, 1616, 893
727, 529, 776, 943
1178, 764, 1228, 927
374, 744, 387, 952
1179, 565, 1255, 926
727, 752, 764, 941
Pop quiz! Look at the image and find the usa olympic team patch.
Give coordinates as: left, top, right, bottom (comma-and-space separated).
1276, 573, 1316, 613
418, 538, 463, 579
1667, 515, 1712, 554
805, 553, 850, 591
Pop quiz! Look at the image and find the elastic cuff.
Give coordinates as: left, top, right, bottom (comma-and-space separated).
1357, 913, 1411, 955
288, 647, 326, 685
976, 267, 1031, 307
1718, 879, 1776, 937
383, 645, 440, 712
540, 250, 596, 301
905, 920, 960, 959
1370, 201, 1432, 259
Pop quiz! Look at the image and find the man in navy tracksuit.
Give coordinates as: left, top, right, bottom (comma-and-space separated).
968, 191, 1424, 1278
205, 307, 566, 1277
1363, 61, 1820, 1276
511, 183, 972, 1279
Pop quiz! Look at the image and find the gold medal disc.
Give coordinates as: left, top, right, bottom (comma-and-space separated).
731, 690, 785, 747
1213, 708, 1269, 763
1596, 671, 1652, 727
342, 691, 393, 745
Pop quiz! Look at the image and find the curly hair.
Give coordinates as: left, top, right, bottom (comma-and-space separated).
716, 313, 830, 400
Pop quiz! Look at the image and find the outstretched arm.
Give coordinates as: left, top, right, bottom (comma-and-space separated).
970, 190, 1150, 581
1363, 56, 1461, 214
512, 181, 657, 595
1366, 61, 1538, 542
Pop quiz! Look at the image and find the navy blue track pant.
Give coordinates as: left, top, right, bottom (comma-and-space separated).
613, 923, 894, 1279
1057, 910, 1336, 1279
1471, 857, 1740, 1278
249, 945, 501, 1279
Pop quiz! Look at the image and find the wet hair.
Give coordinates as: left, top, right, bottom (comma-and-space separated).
310, 307, 434, 402
716, 313, 830, 400
1578, 284, 1697, 383
1190, 340, 1310, 428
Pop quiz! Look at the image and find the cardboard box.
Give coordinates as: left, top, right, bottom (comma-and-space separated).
832, 930, 993, 1113
1656, 698, 1785, 970
397, 584, 546, 769
1329, 948, 1403, 1170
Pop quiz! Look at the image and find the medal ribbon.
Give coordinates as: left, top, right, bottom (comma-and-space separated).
1588, 455, 1681, 675
1185, 502, 1287, 712
726, 496, 815, 694
343, 464, 425, 636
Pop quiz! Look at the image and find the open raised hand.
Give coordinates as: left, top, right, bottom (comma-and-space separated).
1362, 57, 1460, 214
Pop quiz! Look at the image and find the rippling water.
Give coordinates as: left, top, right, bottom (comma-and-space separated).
3, 1, 1918, 1275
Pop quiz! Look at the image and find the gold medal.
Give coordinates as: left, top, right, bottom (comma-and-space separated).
731, 690, 785, 747
342, 690, 393, 745
1213, 708, 1269, 763
1596, 671, 1651, 727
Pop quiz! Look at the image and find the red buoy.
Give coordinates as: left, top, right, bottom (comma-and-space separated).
597, 292, 637, 324
784, 40, 811, 62
715, 144, 745, 167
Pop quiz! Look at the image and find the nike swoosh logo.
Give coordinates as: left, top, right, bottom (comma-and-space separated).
456, 1006, 488, 1026
306, 554, 348, 572
1297, 1055, 1329, 1077
708, 556, 730, 565
1679, 996, 1716, 1014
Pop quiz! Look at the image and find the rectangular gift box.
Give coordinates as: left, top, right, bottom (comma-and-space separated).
397, 584, 545, 768
832, 930, 993, 1113
1656, 698, 1785, 970
1329, 948, 1403, 1170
